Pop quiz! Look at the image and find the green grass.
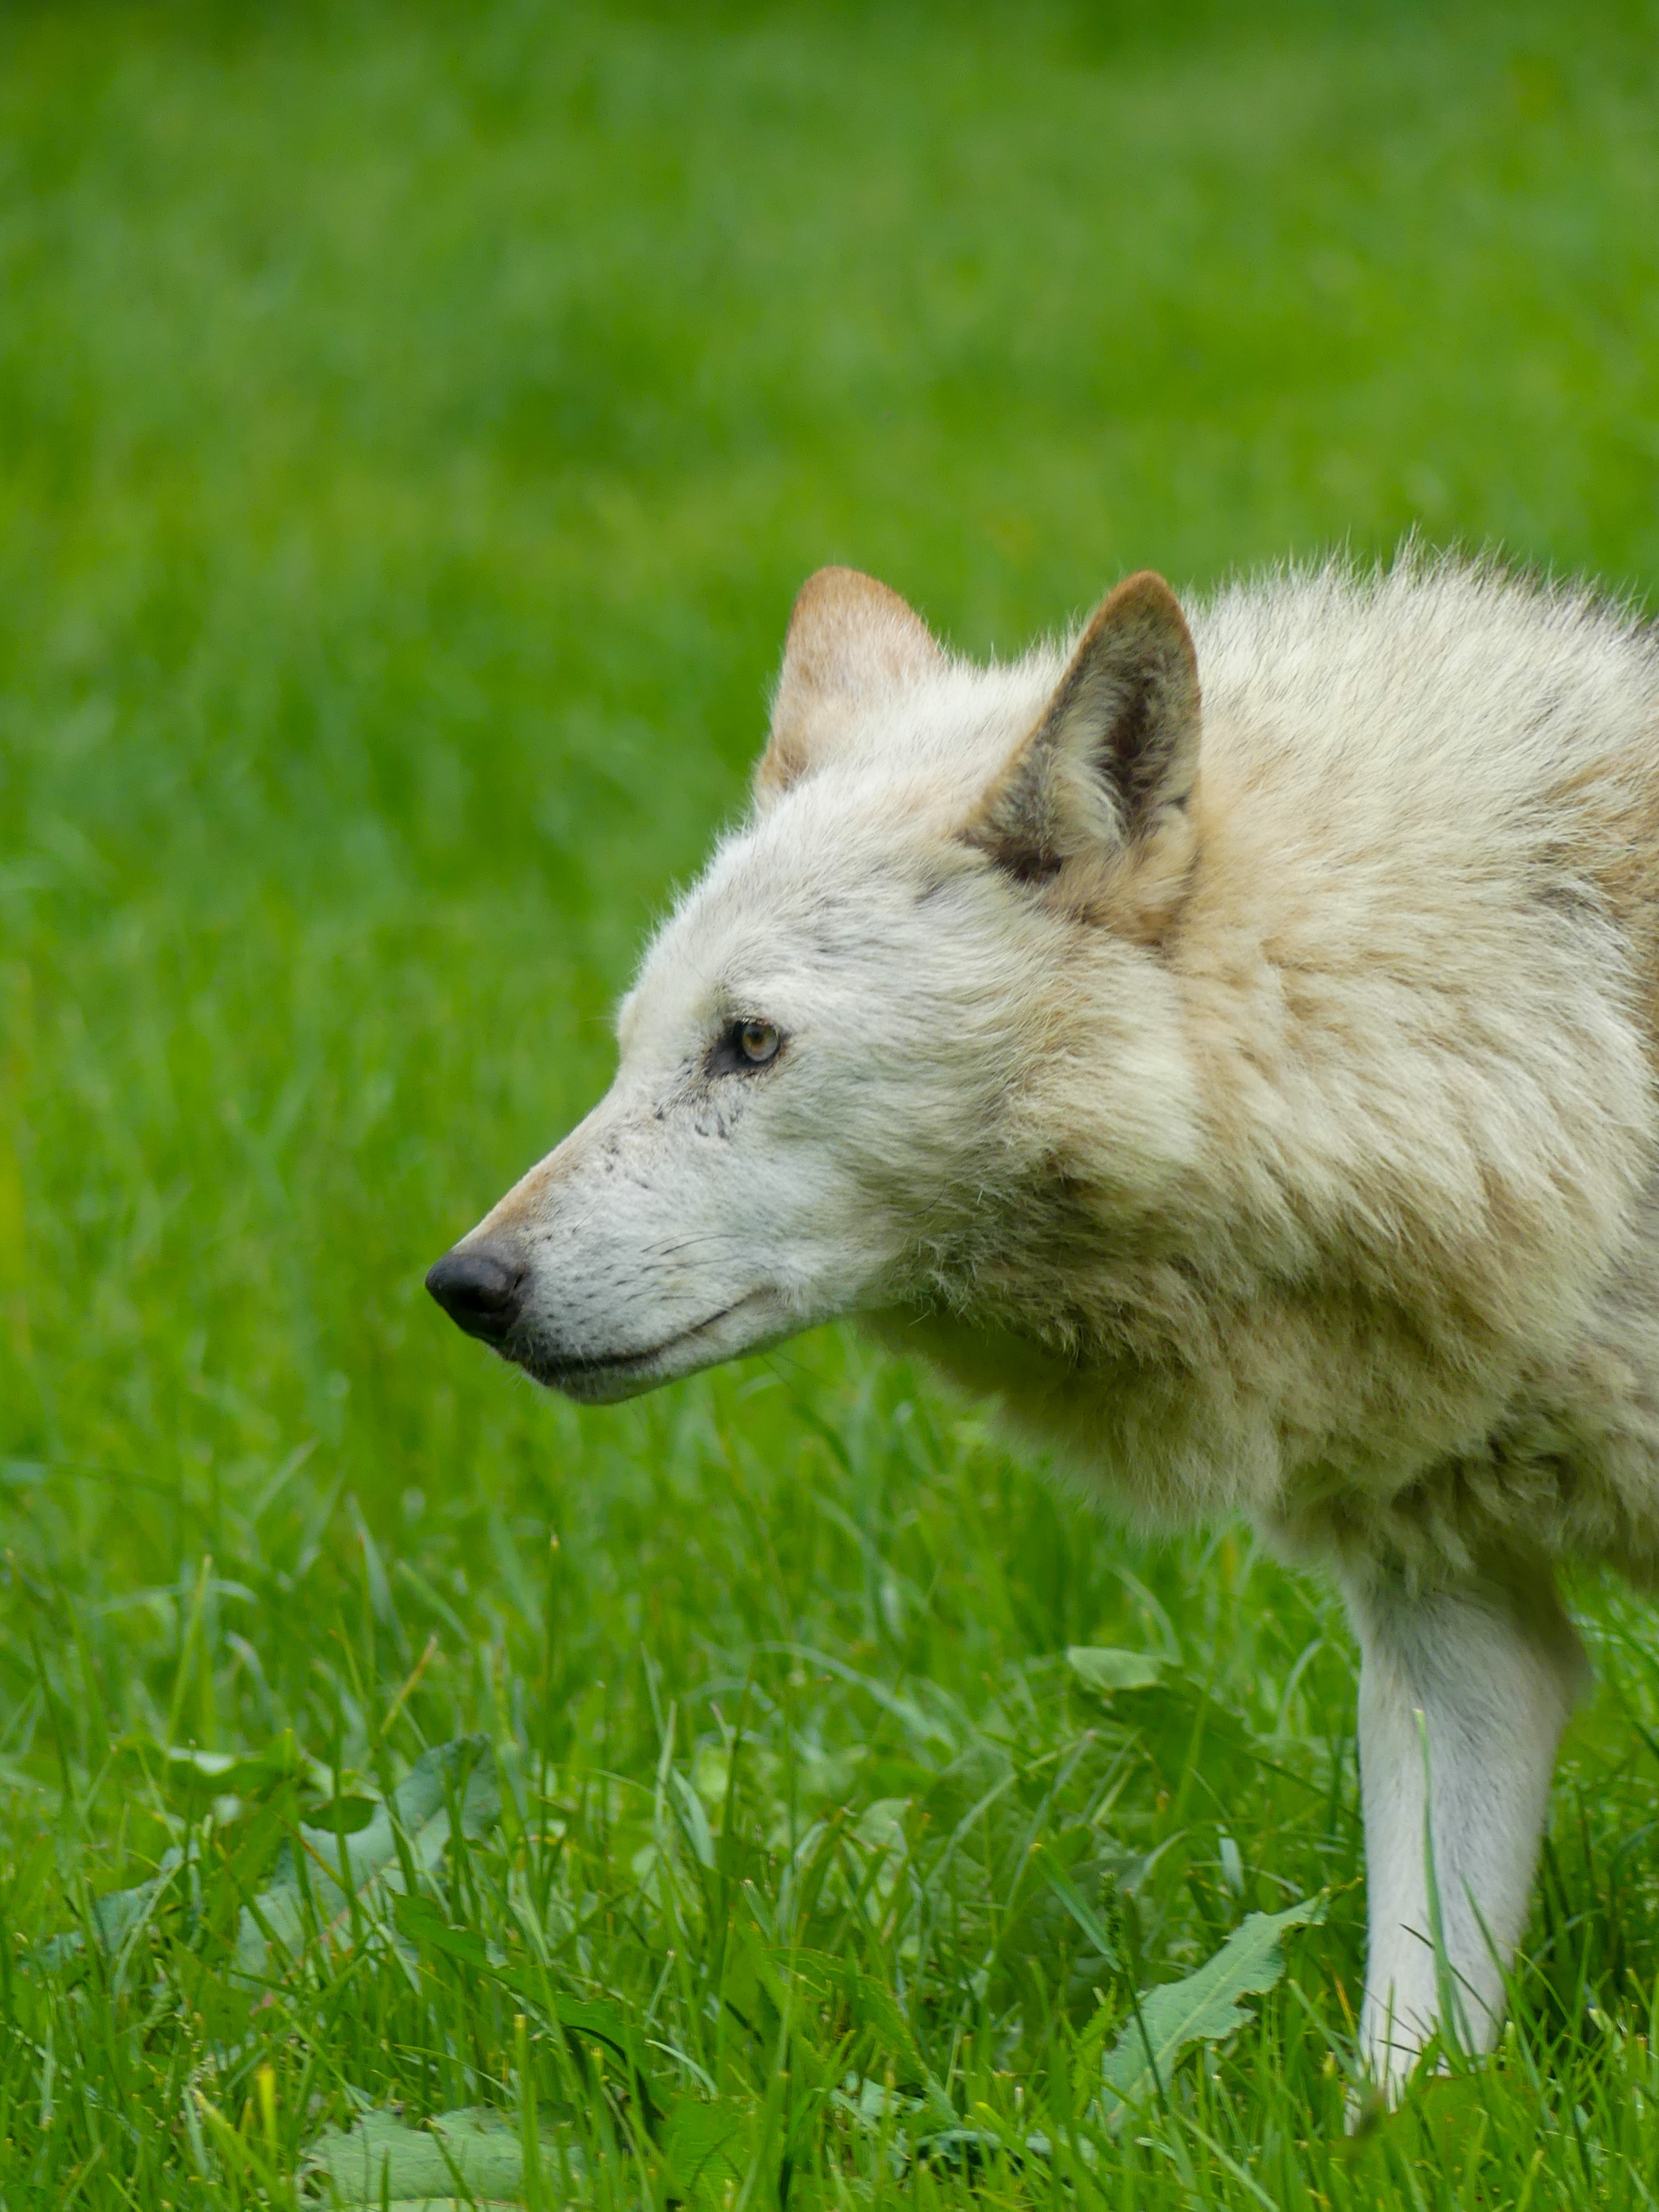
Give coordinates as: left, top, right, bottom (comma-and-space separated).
4, 0, 1659, 2201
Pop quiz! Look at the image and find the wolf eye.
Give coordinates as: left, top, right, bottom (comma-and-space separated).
737, 1018, 780, 1066
707, 1016, 785, 1078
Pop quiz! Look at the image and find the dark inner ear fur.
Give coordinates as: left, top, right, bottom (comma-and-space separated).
966, 570, 1201, 888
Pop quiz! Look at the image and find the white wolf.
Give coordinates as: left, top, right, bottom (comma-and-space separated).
428, 555, 1659, 2092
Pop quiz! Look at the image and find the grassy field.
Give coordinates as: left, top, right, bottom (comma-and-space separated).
4, 0, 1659, 2202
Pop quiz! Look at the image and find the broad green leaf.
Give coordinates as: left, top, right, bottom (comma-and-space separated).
393, 1891, 492, 1968
784, 1946, 926, 2082
235, 1735, 499, 1979
31, 1850, 186, 1972
661, 2099, 749, 2206
116, 1728, 305, 1808
495, 1970, 656, 2078
542, 1991, 653, 2075
391, 1897, 666, 2119
915, 2125, 1018, 2171
1066, 1646, 1167, 1694
304, 2104, 576, 2207
1099, 1895, 1324, 2113
307, 1794, 381, 1836
829, 2072, 998, 2172
459, 1938, 664, 2117
33, 1727, 311, 1970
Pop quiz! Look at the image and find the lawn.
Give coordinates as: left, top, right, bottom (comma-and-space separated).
4, 0, 1659, 2203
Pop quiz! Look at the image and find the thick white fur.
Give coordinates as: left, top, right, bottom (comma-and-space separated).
454, 552, 1659, 2088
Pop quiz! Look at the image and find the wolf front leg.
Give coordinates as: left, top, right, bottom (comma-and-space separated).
1342, 1553, 1588, 2096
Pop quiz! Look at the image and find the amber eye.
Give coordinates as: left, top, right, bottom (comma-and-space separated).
708, 1015, 785, 1078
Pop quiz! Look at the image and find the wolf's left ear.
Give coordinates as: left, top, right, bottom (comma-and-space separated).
964, 571, 1200, 889
756, 567, 945, 809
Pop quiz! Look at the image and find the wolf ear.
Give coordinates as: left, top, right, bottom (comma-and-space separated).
964, 571, 1200, 886
756, 566, 945, 808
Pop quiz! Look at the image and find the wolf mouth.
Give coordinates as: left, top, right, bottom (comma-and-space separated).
515, 1294, 761, 1399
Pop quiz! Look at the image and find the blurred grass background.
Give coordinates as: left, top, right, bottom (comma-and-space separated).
3, 1, 1659, 2202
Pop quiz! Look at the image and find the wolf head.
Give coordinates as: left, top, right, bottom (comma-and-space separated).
426, 567, 1206, 1401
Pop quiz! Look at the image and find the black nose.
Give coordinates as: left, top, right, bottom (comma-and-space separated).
425, 1242, 526, 1344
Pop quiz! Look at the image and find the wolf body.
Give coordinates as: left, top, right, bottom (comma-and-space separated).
428, 555, 1659, 2090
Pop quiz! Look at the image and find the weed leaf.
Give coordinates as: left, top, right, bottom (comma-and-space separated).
784, 1946, 927, 2081
1066, 1646, 1167, 1694
235, 1735, 499, 1979
118, 1728, 305, 1809
392, 1890, 493, 1967
303, 2104, 575, 2207
1099, 1894, 1324, 2113
661, 2098, 749, 2206
31, 1849, 188, 1971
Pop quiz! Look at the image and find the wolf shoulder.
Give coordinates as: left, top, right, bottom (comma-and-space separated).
1185, 566, 1659, 990
1180, 559, 1659, 1061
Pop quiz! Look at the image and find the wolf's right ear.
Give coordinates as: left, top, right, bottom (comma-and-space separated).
755, 567, 945, 809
